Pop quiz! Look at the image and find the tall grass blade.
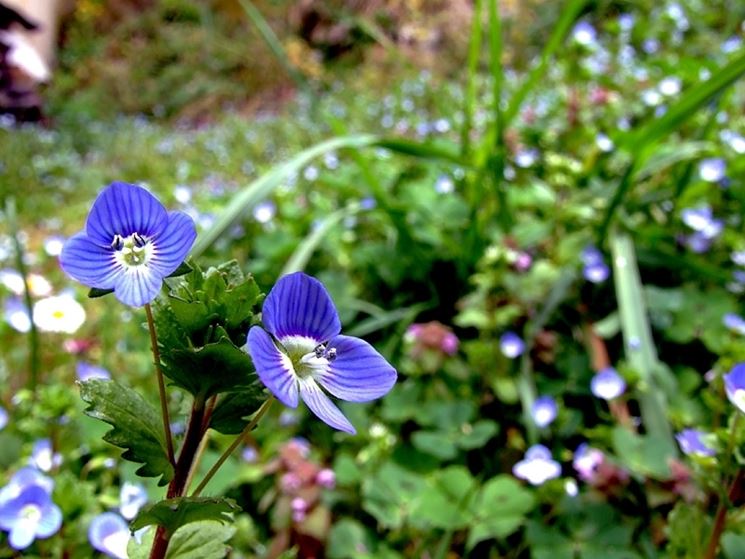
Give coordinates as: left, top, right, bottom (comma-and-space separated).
502, 0, 588, 127
610, 232, 676, 453
237, 0, 311, 95
461, 0, 483, 157
487, 0, 503, 142
191, 134, 378, 257
619, 50, 745, 154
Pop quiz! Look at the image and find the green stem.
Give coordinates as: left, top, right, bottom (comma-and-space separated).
6, 198, 40, 393
460, 0, 483, 157
144, 303, 175, 466
191, 397, 274, 497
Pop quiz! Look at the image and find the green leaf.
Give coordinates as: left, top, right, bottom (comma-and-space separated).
166, 261, 193, 278
88, 287, 114, 298
327, 519, 374, 559
467, 475, 535, 549
208, 386, 266, 435
611, 428, 672, 479
79, 379, 174, 485
130, 497, 240, 535
162, 337, 255, 399
165, 520, 236, 559
362, 462, 427, 530
410, 467, 476, 530
411, 431, 458, 460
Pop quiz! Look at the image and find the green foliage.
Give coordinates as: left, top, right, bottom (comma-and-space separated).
208, 387, 266, 435
79, 379, 174, 485
131, 497, 240, 535
154, 260, 262, 399
128, 521, 236, 559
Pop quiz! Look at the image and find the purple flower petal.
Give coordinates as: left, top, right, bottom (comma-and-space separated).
89, 512, 130, 559
59, 233, 123, 289
297, 377, 355, 434
247, 327, 299, 408
113, 267, 163, 307
316, 335, 397, 402
148, 212, 197, 277
8, 522, 36, 550
262, 272, 341, 341
86, 182, 168, 245
35, 504, 62, 538
724, 363, 745, 414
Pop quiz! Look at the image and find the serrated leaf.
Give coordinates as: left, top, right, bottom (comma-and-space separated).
162, 337, 255, 399
130, 497, 240, 535
88, 287, 114, 298
166, 520, 236, 559
209, 386, 266, 435
79, 379, 174, 485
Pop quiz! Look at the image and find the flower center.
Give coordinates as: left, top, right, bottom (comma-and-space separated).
20, 504, 42, 523
280, 335, 337, 379
111, 233, 154, 268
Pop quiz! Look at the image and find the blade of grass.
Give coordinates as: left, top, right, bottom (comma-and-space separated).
487, 0, 503, 145
280, 203, 361, 276
618, 49, 745, 155
460, 0, 483, 157
6, 198, 40, 394
237, 0, 311, 96
191, 134, 378, 257
346, 303, 429, 339
502, 0, 588, 127
610, 232, 676, 452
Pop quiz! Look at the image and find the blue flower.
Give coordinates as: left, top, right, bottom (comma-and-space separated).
59, 182, 197, 307
88, 512, 130, 559
591, 367, 626, 400
0, 468, 54, 507
247, 272, 397, 434
29, 439, 62, 473
724, 363, 745, 414
500, 331, 525, 359
531, 396, 558, 428
118, 482, 148, 521
581, 245, 610, 284
0, 405, 7, 431
0, 484, 62, 550
676, 429, 715, 457
513, 445, 562, 485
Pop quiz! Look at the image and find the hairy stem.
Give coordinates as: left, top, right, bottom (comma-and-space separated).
191, 397, 274, 498
144, 303, 175, 465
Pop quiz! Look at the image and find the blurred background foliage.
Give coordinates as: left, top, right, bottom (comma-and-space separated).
1, 0, 745, 557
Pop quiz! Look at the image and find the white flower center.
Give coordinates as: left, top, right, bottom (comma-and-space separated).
20, 504, 41, 523
280, 335, 336, 379
112, 233, 154, 268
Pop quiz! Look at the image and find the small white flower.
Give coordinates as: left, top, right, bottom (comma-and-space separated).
32, 295, 86, 334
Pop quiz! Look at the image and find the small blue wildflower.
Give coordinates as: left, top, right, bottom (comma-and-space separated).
0, 484, 62, 550
4, 297, 31, 333
591, 367, 626, 400
434, 174, 455, 194
241, 446, 258, 463
698, 158, 726, 183
118, 482, 148, 521
500, 331, 525, 359
514, 148, 539, 168
0, 406, 7, 430
88, 512, 129, 559
581, 245, 609, 283
572, 443, 604, 482
0, 468, 54, 507
723, 313, 745, 335
724, 363, 745, 414
531, 396, 558, 428
720, 130, 745, 154
512, 445, 561, 485
676, 429, 715, 457
572, 21, 597, 46
59, 182, 197, 307
253, 201, 276, 224
681, 205, 723, 241
30, 439, 61, 472
76, 361, 111, 381
659, 76, 682, 96
731, 250, 745, 266
596, 133, 614, 152
247, 272, 397, 434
